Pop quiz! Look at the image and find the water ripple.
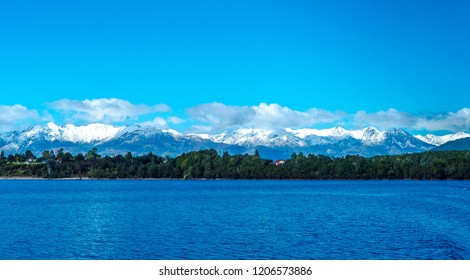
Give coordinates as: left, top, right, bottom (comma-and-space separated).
0, 180, 469, 259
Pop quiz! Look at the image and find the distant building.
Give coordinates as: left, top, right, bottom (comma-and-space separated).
275, 160, 285, 166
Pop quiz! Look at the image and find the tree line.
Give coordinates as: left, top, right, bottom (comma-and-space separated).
0, 148, 469, 180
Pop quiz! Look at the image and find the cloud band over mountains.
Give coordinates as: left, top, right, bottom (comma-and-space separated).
0, 104, 41, 131
49, 98, 171, 123
0, 98, 469, 133
354, 108, 470, 132
187, 102, 346, 130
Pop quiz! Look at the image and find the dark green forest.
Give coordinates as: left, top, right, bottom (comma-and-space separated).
1, 148, 470, 180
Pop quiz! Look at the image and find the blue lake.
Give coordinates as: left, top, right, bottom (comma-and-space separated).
0, 180, 469, 259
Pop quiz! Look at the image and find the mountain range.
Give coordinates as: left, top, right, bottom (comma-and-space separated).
1, 122, 469, 159
432, 137, 470, 152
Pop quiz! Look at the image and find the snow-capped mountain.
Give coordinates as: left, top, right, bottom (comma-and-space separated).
286, 126, 386, 144
0, 122, 122, 145
287, 126, 360, 139
283, 127, 432, 157
205, 127, 442, 157
360, 127, 386, 144
415, 132, 470, 146
210, 128, 308, 148
0, 123, 467, 159
433, 137, 470, 151
379, 128, 432, 154
96, 124, 233, 156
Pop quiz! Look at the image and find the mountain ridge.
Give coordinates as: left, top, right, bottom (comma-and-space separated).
0, 122, 468, 159
432, 137, 470, 151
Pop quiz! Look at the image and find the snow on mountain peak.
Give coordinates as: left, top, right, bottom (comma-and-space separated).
1, 122, 468, 158
23, 122, 124, 143
387, 128, 408, 135
115, 124, 184, 139
284, 128, 323, 139
329, 126, 348, 136
189, 133, 210, 140
360, 126, 385, 144
286, 126, 384, 142
210, 128, 273, 145
286, 127, 354, 138
61, 123, 124, 143
47, 122, 60, 132
211, 128, 307, 147
161, 129, 182, 137
415, 132, 470, 146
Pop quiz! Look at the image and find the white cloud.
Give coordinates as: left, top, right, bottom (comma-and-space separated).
2, 99, 468, 135
50, 98, 171, 123
189, 125, 215, 133
151, 117, 168, 127
187, 102, 255, 129
354, 108, 470, 132
168, 116, 186, 124
354, 108, 417, 130
138, 117, 168, 128
187, 102, 345, 131
252, 103, 345, 128
415, 108, 470, 132
0, 104, 40, 131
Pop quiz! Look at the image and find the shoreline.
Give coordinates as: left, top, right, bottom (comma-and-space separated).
0, 177, 467, 181
0, 177, 89, 180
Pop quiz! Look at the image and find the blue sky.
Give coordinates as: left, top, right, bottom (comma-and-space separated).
1, 0, 469, 134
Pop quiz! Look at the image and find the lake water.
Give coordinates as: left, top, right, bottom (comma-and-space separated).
0, 180, 469, 260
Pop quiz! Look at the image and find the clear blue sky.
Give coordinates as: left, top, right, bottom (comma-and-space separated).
1, 0, 469, 133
